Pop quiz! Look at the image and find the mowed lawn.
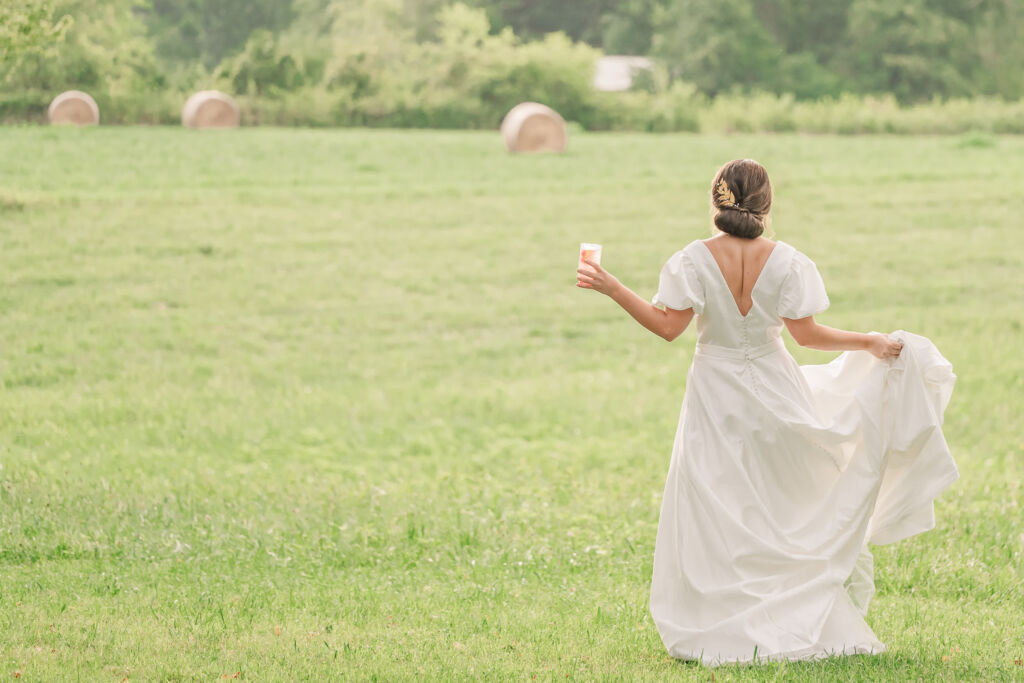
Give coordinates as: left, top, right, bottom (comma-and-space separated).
0, 127, 1021, 681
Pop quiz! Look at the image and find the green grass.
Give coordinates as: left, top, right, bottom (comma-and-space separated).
0, 127, 1021, 681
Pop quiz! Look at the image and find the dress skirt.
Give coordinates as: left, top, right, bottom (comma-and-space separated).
648, 330, 959, 666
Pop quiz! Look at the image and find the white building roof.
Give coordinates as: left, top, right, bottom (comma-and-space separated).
593, 56, 655, 92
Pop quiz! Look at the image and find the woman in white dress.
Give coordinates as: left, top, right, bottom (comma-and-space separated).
575, 159, 959, 667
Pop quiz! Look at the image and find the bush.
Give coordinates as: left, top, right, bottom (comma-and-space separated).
300, 4, 704, 133
0, 91, 51, 124
698, 92, 1024, 135
313, 4, 603, 130
214, 30, 315, 97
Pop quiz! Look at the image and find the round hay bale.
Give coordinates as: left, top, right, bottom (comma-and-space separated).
182, 90, 240, 129
500, 102, 567, 153
47, 90, 99, 126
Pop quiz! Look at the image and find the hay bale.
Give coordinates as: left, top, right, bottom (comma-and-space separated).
182, 90, 240, 129
47, 90, 99, 126
500, 102, 567, 153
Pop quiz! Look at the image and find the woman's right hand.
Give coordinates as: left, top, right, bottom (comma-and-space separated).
867, 333, 903, 359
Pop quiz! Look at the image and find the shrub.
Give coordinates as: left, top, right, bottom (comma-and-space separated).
214, 30, 313, 97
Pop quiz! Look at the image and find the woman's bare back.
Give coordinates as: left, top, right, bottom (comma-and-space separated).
701, 234, 778, 316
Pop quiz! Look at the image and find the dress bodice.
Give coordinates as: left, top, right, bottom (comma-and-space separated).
651, 239, 830, 349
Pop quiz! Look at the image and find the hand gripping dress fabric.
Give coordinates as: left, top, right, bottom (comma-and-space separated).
647, 240, 959, 667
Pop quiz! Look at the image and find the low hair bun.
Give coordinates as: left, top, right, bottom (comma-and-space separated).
714, 205, 765, 239
709, 159, 773, 239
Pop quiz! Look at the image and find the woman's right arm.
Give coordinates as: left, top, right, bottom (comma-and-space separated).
783, 316, 903, 359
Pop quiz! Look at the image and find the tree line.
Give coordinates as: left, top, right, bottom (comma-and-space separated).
2, 0, 1023, 129
488, 0, 1024, 103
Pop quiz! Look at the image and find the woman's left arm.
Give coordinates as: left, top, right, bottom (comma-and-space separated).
577, 258, 695, 341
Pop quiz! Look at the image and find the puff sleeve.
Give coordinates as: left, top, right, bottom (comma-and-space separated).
651, 248, 705, 314
778, 249, 830, 319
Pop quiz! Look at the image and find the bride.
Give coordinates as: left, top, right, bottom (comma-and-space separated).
575, 158, 959, 666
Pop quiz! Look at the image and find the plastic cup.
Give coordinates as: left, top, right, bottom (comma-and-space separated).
578, 243, 602, 285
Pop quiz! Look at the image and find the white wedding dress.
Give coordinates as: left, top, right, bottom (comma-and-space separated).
648, 239, 959, 667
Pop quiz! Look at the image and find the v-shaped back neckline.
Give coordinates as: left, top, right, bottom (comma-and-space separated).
698, 239, 783, 319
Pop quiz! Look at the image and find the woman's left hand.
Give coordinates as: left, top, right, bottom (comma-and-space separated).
576, 259, 621, 297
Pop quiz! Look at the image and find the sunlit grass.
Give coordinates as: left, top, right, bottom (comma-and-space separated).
0, 127, 1021, 680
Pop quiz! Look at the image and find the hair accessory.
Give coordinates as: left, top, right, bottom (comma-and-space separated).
715, 178, 752, 214
715, 179, 736, 207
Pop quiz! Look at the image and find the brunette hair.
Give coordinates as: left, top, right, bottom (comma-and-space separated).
710, 159, 772, 239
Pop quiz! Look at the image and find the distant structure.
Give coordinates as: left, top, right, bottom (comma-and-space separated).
593, 56, 654, 92
48, 91, 99, 125
182, 90, 240, 129
500, 102, 567, 153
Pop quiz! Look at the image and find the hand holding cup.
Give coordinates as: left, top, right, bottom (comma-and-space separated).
576, 243, 620, 296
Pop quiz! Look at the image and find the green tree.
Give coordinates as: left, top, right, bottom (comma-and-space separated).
215, 29, 308, 95
475, 0, 618, 45
749, 0, 850, 60
287, 0, 450, 45
142, 0, 295, 68
600, 0, 669, 54
837, 0, 975, 101
0, 0, 71, 68
652, 0, 787, 95
1, 0, 161, 92
972, 0, 1024, 99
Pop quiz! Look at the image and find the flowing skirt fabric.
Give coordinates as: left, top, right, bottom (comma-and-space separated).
649, 330, 959, 667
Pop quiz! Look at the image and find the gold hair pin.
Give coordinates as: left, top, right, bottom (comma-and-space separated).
716, 179, 751, 213
716, 179, 737, 207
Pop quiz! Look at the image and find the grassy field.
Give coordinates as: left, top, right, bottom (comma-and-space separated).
0, 127, 1021, 681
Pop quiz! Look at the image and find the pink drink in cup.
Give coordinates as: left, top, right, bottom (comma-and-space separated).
578, 242, 602, 286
